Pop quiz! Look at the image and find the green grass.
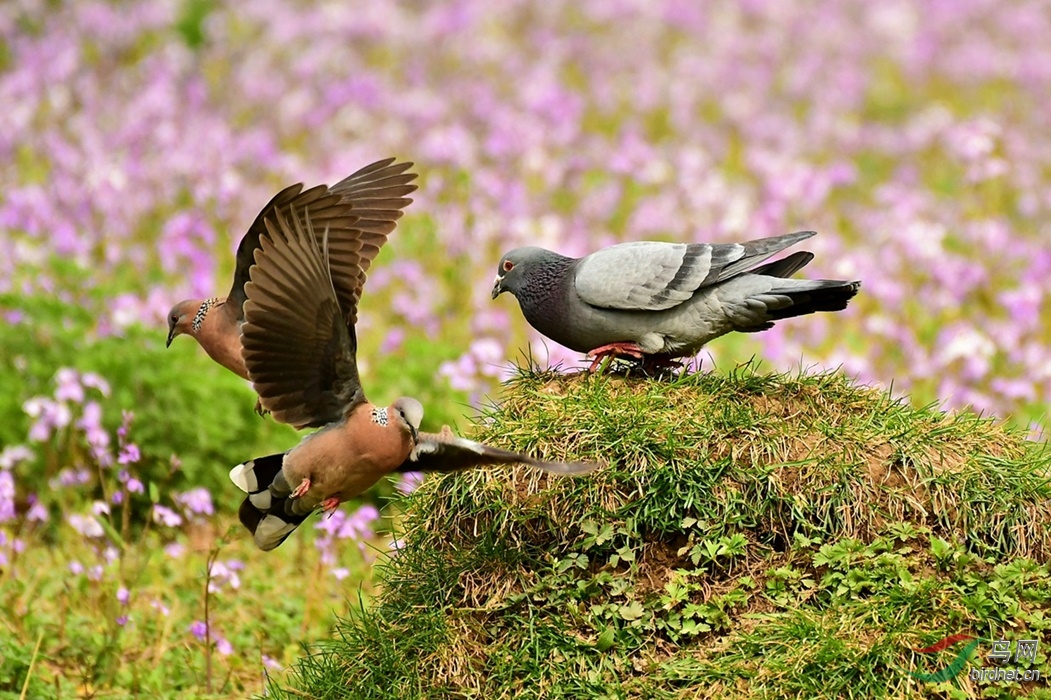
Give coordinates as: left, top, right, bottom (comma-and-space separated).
269, 363, 1051, 699
0, 515, 392, 699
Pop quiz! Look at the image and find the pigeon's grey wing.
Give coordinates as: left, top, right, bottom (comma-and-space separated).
396, 430, 600, 475
227, 184, 361, 319
241, 203, 367, 430
325, 158, 418, 326
573, 231, 816, 312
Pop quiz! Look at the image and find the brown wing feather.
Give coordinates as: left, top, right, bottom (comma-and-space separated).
326, 158, 418, 325
227, 184, 361, 317
241, 202, 365, 430
396, 428, 600, 475
226, 158, 417, 325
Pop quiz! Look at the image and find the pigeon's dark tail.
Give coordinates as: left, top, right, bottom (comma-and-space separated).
766, 280, 862, 321
229, 453, 310, 551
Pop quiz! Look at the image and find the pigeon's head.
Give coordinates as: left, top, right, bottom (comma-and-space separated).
390, 397, 424, 444
166, 299, 200, 347
491, 247, 558, 299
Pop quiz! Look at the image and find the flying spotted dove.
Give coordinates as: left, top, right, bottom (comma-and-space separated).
492, 231, 861, 371
165, 157, 417, 383
229, 203, 599, 551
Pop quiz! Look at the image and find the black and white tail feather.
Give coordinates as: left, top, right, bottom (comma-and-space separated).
229, 454, 312, 551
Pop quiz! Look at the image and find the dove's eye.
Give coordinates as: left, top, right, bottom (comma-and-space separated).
502, 260, 514, 272
170, 314, 179, 323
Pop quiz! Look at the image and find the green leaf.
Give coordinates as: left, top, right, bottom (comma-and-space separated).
619, 601, 645, 621
595, 627, 615, 651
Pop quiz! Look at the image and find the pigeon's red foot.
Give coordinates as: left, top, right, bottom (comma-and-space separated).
290, 477, 311, 499
586, 342, 645, 371
320, 497, 341, 515
254, 398, 270, 418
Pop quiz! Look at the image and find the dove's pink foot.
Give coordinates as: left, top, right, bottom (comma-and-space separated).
586, 342, 645, 371
320, 497, 341, 515
290, 477, 311, 499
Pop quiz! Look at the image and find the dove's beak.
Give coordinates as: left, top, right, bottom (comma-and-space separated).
409, 423, 419, 445
166, 327, 176, 348
491, 275, 504, 299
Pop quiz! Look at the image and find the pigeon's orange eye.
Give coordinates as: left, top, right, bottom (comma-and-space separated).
503, 260, 514, 272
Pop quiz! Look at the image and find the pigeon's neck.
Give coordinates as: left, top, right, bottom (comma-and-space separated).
518, 255, 576, 340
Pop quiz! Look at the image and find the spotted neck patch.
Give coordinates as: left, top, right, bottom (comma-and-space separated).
371, 407, 389, 426
191, 298, 219, 333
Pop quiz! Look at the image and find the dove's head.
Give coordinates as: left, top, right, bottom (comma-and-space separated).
491, 247, 566, 300
390, 397, 424, 444
166, 299, 201, 347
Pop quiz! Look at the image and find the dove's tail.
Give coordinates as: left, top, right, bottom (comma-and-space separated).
230, 453, 310, 551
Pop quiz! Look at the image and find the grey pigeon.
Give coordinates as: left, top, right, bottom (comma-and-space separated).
229, 202, 600, 551
491, 231, 861, 371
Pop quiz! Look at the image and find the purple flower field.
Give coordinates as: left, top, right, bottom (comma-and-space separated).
0, 0, 1049, 695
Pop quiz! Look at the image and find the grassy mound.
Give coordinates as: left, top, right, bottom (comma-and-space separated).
273, 365, 1051, 700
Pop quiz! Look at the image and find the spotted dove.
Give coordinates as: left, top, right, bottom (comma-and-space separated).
165, 157, 417, 383
230, 203, 599, 551
492, 231, 861, 371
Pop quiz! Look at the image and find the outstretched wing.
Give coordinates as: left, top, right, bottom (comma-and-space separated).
240, 203, 366, 430
573, 231, 816, 312
324, 158, 417, 325
396, 428, 600, 475
227, 158, 418, 324
227, 184, 359, 318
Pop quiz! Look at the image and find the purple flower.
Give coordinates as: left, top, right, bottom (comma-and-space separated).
116, 615, 129, 627
23, 397, 73, 442
0, 471, 14, 523
26, 498, 49, 523
117, 586, 130, 605
54, 368, 85, 403
189, 620, 207, 641
77, 401, 112, 465
80, 373, 111, 396
215, 637, 233, 655
152, 505, 183, 528
0, 445, 33, 469
395, 471, 425, 495
69, 561, 85, 576
262, 655, 283, 670
68, 513, 104, 538
117, 443, 141, 465
164, 542, 185, 559
175, 487, 214, 516
341, 504, 379, 540
208, 559, 243, 593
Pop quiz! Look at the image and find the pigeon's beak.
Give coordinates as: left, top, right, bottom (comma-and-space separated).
165, 327, 176, 348
409, 423, 419, 445
491, 275, 504, 300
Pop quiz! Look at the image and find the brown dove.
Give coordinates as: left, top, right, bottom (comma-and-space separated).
165, 157, 417, 381
229, 203, 599, 551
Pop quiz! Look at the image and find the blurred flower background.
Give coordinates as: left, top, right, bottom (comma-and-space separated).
0, 0, 1048, 696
